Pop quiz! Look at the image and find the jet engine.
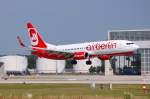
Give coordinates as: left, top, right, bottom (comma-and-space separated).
74, 52, 88, 60
98, 55, 112, 60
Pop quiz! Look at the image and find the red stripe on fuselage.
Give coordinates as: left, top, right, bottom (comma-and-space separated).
32, 50, 134, 60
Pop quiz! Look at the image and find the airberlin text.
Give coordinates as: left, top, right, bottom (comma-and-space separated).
86, 42, 116, 51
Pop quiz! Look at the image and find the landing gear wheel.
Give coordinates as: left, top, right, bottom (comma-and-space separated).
71, 60, 77, 64
86, 60, 92, 65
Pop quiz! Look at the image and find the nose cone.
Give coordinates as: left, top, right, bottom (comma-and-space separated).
133, 44, 140, 50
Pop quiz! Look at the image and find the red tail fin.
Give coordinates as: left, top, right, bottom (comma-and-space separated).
27, 23, 47, 48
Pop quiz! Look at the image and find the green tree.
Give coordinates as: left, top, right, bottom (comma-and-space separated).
65, 60, 73, 69
96, 66, 101, 74
101, 60, 105, 73
27, 55, 37, 69
126, 56, 131, 67
89, 66, 96, 74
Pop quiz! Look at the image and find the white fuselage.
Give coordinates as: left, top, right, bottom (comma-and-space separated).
47, 40, 139, 56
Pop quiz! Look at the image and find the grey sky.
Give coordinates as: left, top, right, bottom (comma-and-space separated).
0, 0, 150, 54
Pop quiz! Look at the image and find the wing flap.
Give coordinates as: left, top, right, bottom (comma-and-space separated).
48, 50, 74, 58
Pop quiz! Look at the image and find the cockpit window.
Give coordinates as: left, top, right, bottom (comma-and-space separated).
126, 43, 134, 45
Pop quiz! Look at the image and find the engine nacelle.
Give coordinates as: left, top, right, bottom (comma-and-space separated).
98, 55, 111, 60
74, 52, 88, 60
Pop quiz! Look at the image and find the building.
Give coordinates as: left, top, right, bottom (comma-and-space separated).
0, 55, 28, 75
108, 29, 150, 75
36, 58, 65, 74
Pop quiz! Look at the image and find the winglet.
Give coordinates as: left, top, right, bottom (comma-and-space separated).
17, 36, 26, 48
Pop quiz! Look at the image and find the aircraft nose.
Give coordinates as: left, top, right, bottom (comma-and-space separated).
134, 44, 139, 50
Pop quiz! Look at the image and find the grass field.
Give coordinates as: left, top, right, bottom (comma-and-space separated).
0, 84, 149, 99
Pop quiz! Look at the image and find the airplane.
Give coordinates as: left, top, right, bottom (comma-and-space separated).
17, 22, 139, 65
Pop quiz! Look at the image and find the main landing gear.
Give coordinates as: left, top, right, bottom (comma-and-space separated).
71, 60, 77, 64
71, 60, 92, 65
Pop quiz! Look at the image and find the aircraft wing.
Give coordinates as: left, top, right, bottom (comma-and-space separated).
47, 50, 74, 58
32, 47, 75, 59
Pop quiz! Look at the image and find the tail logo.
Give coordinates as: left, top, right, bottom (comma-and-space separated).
29, 29, 39, 46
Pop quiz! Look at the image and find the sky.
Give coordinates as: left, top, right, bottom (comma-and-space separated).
0, 0, 150, 54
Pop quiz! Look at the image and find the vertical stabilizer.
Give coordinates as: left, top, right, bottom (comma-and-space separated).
27, 23, 47, 48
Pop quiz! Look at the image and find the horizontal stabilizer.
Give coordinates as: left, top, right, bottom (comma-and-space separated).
17, 36, 26, 48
